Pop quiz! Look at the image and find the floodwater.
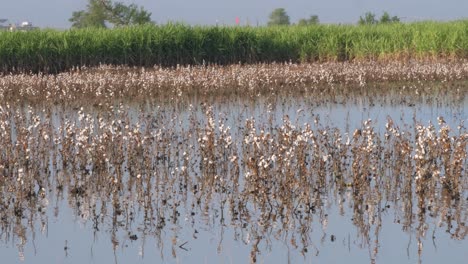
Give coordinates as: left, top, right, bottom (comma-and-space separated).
0, 82, 467, 264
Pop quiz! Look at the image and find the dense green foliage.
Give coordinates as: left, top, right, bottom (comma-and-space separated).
268, 8, 290, 26
70, 0, 108, 28
379, 12, 400, 24
69, 0, 152, 28
358, 11, 400, 25
298, 15, 319, 26
0, 21, 467, 73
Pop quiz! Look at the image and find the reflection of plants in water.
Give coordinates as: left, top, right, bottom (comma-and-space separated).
0, 99, 466, 263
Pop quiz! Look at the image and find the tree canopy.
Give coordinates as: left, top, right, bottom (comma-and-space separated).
267, 8, 290, 26
358, 12, 378, 25
69, 0, 153, 28
298, 15, 319, 26
358, 11, 400, 25
379, 12, 400, 24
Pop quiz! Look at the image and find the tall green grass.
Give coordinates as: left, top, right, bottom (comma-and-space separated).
0, 21, 467, 73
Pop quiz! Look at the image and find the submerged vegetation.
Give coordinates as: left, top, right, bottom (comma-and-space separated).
0, 7, 467, 261
0, 89, 466, 262
0, 21, 467, 73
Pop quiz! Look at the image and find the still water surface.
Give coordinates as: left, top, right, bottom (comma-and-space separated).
0, 83, 467, 264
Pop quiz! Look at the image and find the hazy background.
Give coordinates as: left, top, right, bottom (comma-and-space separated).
1, 0, 468, 28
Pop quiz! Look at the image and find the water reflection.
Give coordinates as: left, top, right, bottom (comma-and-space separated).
0, 83, 467, 263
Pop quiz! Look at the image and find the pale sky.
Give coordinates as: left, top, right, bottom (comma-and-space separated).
1, 0, 467, 28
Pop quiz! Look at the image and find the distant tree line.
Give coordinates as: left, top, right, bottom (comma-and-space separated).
69, 3, 401, 29
267, 8, 400, 26
297, 15, 319, 26
267, 8, 319, 26
358, 11, 400, 25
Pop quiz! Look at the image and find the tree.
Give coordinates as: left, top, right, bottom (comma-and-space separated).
379, 12, 391, 23
358, 12, 378, 25
107, 2, 152, 26
308, 15, 319, 25
380, 12, 400, 23
268, 8, 290, 26
69, 0, 107, 28
358, 11, 400, 25
69, 0, 153, 28
298, 15, 319, 26
297, 19, 307, 26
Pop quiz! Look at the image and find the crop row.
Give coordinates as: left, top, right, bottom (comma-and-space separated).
0, 21, 467, 73
1, 60, 467, 103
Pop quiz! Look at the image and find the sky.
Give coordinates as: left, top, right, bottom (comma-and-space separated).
1, 0, 467, 28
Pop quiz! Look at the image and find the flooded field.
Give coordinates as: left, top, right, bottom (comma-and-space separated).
0, 63, 467, 263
